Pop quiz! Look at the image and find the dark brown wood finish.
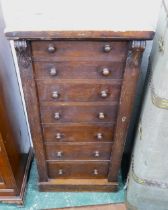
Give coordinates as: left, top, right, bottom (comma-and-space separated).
108, 41, 146, 182
45, 142, 112, 161
14, 41, 47, 182
5, 30, 154, 40
44, 203, 126, 210
8, 32, 148, 192
31, 41, 128, 62
33, 61, 125, 80
47, 161, 109, 179
38, 179, 117, 192
40, 103, 118, 124
42, 124, 114, 142
36, 80, 122, 103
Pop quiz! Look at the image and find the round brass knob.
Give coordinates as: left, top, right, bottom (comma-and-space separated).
102, 68, 111, 76
48, 44, 56, 53
58, 169, 63, 175
94, 151, 100, 157
56, 133, 62, 140
56, 151, 63, 157
93, 169, 98, 175
52, 91, 60, 99
96, 133, 103, 140
54, 112, 61, 120
104, 44, 112, 52
50, 67, 57, 76
100, 90, 108, 98
98, 112, 105, 120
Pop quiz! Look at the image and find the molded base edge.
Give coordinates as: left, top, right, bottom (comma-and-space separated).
0, 148, 33, 205
38, 178, 118, 192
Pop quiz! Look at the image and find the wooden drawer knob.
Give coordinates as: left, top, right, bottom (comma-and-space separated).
48, 44, 56, 53
50, 67, 57, 76
52, 91, 60, 99
94, 151, 100, 157
58, 169, 63, 175
54, 112, 61, 120
101, 68, 111, 76
104, 44, 112, 52
98, 112, 105, 120
100, 90, 108, 98
56, 151, 63, 157
55, 133, 63, 140
93, 169, 98, 175
96, 133, 103, 140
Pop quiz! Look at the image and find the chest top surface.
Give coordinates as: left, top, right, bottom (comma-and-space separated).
3, 0, 161, 40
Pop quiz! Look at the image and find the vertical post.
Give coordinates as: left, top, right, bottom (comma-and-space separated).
108, 41, 146, 182
14, 40, 48, 182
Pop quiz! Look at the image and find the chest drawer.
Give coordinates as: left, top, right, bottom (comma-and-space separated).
37, 80, 121, 103
40, 104, 118, 124
43, 124, 114, 142
47, 161, 109, 179
33, 61, 125, 80
31, 41, 128, 61
45, 142, 112, 161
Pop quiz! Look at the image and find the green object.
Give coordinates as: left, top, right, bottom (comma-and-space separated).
0, 160, 125, 210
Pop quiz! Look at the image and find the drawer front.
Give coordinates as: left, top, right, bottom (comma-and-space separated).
47, 161, 109, 179
40, 104, 118, 123
45, 142, 112, 160
43, 124, 114, 142
33, 61, 125, 80
37, 80, 121, 103
31, 41, 128, 61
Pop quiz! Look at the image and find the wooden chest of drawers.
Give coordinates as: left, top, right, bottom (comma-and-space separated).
0, 70, 33, 204
6, 31, 153, 191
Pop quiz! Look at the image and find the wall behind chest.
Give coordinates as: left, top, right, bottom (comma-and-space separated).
1, 0, 162, 31
0, 2, 31, 153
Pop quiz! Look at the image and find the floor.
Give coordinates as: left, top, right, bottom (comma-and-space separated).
0, 160, 125, 210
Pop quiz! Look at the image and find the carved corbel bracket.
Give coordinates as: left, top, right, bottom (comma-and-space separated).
127, 41, 146, 67
14, 40, 32, 68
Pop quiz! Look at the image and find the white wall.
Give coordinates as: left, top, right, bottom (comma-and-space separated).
0, 2, 31, 148
1, 0, 162, 31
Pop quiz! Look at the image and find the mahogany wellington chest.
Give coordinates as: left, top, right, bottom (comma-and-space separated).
6, 31, 153, 192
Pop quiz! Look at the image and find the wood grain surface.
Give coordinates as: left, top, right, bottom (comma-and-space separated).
6, 30, 154, 40
36, 80, 122, 103
43, 203, 126, 210
47, 161, 109, 179
33, 61, 125, 80
40, 103, 118, 124
31, 41, 128, 62
42, 124, 114, 142
45, 142, 112, 161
